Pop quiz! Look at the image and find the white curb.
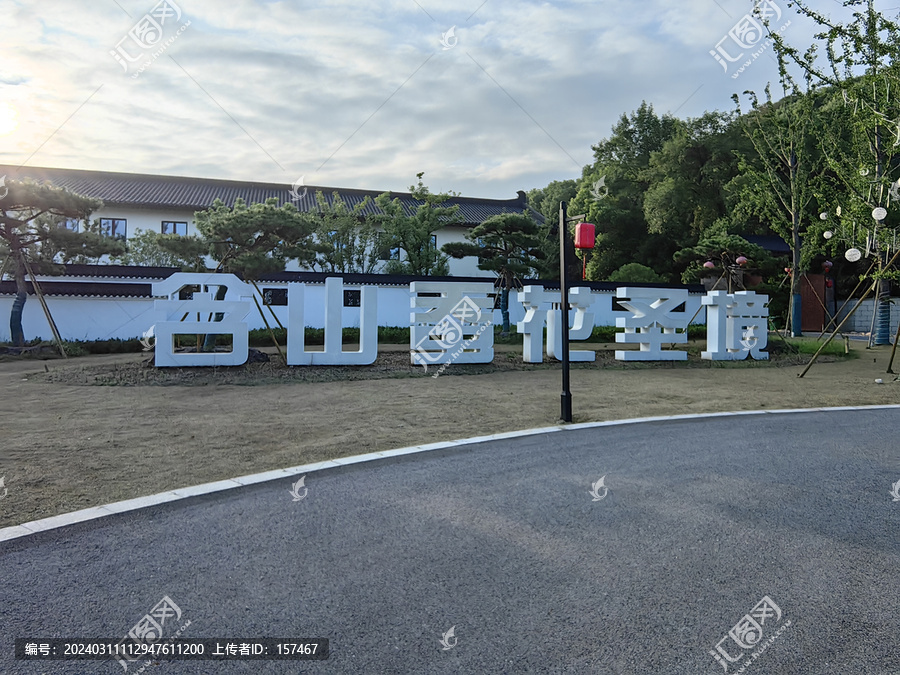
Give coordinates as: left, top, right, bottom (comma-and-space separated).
2, 405, 899, 543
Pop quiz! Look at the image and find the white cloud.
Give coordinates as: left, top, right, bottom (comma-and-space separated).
0, 0, 870, 198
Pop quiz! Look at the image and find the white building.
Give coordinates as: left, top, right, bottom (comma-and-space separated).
0, 165, 544, 276
0, 166, 707, 343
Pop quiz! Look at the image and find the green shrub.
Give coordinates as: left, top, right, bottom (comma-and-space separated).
607, 262, 665, 284
248, 328, 288, 346
379, 326, 410, 344
493, 324, 706, 344
59, 341, 88, 357
59, 338, 144, 354
588, 325, 706, 341
787, 337, 852, 357
247, 326, 412, 346
35, 321, 712, 356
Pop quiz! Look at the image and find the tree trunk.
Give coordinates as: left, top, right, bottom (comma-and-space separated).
202, 283, 228, 351
789, 148, 803, 337
873, 81, 890, 344
9, 255, 28, 347
500, 287, 510, 335
10, 292, 26, 347
791, 212, 803, 337
875, 251, 891, 345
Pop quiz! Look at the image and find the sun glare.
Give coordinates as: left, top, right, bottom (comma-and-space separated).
0, 102, 20, 136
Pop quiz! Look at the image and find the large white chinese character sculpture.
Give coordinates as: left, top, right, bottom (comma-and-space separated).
410, 282, 494, 369
516, 286, 550, 364
547, 286, 595, 362
702, 290, 768, 360
615, 287, 689, 361
287, 277, 378, 365
151, 273, 253, 367
516, 286, 596, 363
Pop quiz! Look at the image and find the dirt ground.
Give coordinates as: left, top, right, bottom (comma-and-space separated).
1, 341, 898, 529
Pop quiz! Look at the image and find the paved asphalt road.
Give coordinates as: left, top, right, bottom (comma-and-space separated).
1, 409, 899, 674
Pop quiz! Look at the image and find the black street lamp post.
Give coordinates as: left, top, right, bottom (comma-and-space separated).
559, 201, 585, 423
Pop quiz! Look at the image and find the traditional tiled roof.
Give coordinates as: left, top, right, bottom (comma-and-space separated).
745, 235, 792, 254
0, 265, 705, 298
0, 166, 544, 226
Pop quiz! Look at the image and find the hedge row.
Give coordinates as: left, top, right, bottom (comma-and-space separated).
9, 324, 710, 356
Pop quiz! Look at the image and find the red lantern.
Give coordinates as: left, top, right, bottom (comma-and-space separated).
573, 223, 595, 281
736, 256, 748, 265
574, 223, 595, 249
703, 261, 715, 269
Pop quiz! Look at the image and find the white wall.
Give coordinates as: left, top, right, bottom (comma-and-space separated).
89, 207, 485, 276
439, 226, 482, 277
0, 281, 706, 343
834, 298, 900, 334
90, 206, 199, 238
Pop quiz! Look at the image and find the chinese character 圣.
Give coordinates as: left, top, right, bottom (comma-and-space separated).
614, 287, 689, 361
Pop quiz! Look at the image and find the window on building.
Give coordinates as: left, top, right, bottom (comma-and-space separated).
162, 221, 188, 236
99, 218, 127, 240
178, 284, 200, 300
376, 234, 400, 261
61, 218, 80, 232
430, 234, 438, 249
343, 290, 361, 307
262, 288, 288, 306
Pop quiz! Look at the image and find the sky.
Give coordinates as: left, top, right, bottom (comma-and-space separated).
0, 0, 873, 200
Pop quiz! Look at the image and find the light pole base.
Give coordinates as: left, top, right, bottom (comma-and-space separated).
560, 392, 572, 423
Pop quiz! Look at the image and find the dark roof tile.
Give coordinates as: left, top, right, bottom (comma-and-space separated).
0, 166, 544, 226
0, 265, 705, 298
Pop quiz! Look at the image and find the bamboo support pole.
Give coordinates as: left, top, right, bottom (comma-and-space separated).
886, 319, 900, 374
817, 259, 877, 338
798, 282, 876, 378
22, 257, 67, 358
249, 279, 285, 330
799, 247, 900, 378
251, 293, 286, 363
866, 294, 879, 348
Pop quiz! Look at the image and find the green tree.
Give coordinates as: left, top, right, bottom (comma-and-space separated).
159, 197, 317, 278
374, 173, 458, 276
158, 197, 317, 349
570, 102, 682, 281
591, 101, 680, 178
607, 262, 665, 284
310, 191, 381, 274
0, 179, 123, 346
443, 213, 544, 333
732, 82, 826, 336
767, 0, 900, 342
642, 111, 744, 245
112, 228, 188, 267
527, 179, 579, 279
675, 232, 776, 288
527, 179, 579, 225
